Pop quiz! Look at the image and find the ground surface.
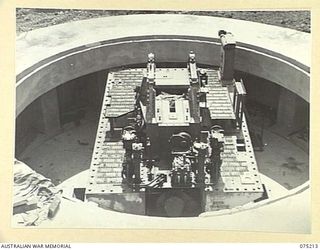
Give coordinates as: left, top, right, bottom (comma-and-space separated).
16, 9, 310, 34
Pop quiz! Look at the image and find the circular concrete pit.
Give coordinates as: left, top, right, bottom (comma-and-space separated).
15, 14, 310, 232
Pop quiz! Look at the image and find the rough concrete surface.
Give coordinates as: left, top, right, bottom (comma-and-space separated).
16, 9, 310, 34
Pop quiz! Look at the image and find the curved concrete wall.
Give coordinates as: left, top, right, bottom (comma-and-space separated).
16, 14, 310, 116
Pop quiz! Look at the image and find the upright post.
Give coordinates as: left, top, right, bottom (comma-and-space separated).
218, 30, 236, 86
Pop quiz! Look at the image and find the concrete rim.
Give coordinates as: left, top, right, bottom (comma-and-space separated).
16, 14, 310, 117
16, 14, 311, 71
